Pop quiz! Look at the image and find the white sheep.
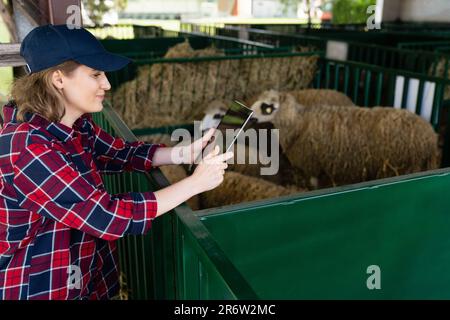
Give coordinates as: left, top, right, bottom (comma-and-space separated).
249, 90, 440, 188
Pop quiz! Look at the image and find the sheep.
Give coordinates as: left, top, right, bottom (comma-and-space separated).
200, 171, 304, 209
249, 90, 440, 188
246, 89, 354, 110
287, 89, 354, 108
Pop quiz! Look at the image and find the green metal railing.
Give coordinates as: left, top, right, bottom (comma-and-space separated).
87, 24, 173, 39
398, 40, 450, 53
180, 23, 450, 79
101, 34, 277, 61
198, 167, 450, 299
92, 103, 258, 299
213, 21, 450, 34
245, 23, 450, 42
101, 34, 291, 91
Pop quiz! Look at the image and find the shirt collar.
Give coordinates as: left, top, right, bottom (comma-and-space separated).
26, 113, 76, 143
3, 102, 89, 143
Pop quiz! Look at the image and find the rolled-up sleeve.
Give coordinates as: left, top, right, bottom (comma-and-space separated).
91, 122, 165, 174
12, 143, 158, 241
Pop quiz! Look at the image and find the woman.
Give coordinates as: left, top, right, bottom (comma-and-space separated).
0, 24, 232, 300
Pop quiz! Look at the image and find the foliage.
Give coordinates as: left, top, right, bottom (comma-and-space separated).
279, 0, 377, 24
331, 0, 377, 24
83, 0, 128, 25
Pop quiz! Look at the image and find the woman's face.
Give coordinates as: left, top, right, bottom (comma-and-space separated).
58, 64, 111, 117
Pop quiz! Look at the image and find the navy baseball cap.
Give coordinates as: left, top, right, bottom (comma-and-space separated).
20, 24, 131, 73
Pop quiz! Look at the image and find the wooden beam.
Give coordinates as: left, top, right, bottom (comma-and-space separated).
13, 0, 47, 26
0, 0, 18, 42
0, 43, 25, 67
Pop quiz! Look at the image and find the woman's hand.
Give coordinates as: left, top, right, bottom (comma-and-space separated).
190, 145, 233, 193
175, 128, 216, 165
154, 128, 216, 166
154, 145, 233, 217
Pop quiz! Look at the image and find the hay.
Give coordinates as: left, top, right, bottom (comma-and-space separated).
200, 171, 304, 209
112, 41, 319, 129
227, 142, 297, 185
251, 91, 440, 188
162, 39, 223, 59
118, 272, 129, 300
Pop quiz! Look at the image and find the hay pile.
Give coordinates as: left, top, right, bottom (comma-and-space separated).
227, 142, 298, 185
163, 40, 222, 58
200, 171, 304, 208
112, 41, 319, 129
251, 91, 440, 188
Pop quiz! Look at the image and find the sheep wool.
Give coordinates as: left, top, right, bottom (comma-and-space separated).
251, 91, 440, 188
287, 89, 355, 108
279, 101, 439, 187
246, 89, 354, 111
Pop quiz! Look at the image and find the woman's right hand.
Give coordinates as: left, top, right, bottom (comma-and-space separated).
191, 145, 234, 193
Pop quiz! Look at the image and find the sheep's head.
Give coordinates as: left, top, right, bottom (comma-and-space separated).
249, 90, 303, 129
249, 90, 281, 123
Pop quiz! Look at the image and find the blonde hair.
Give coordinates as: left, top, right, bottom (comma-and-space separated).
10, 60, 80, 122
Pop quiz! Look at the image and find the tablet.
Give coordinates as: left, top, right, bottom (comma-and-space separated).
194, 100, 254, 165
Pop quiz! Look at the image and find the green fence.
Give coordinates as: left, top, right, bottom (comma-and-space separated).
217, 21, 450, 34
101, 34, 277, 61
101, 34, 281, 90
88, 23, 450, 299
93, 102, 450, 299
87, 24, 174, 39
180, 24, 450, 79
246, 23, 450, 43
312, 58, 450, 166
198, 168, 450, 299
398, 40, 450, 53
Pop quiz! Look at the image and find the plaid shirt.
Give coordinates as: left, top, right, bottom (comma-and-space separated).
0, 102, 162, 300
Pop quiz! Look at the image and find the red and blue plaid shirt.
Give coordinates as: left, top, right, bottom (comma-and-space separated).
0, 102, 162, 300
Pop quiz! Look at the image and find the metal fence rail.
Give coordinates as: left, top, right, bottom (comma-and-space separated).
180, 23, 450, 80
87, 24, 175, 39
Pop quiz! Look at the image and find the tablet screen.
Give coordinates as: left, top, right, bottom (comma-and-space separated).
217, 100, 254, 152
197, 100, 253, 164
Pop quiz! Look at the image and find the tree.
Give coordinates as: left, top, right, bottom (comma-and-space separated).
332, 0, 377, 24
83, 0, 127, 25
